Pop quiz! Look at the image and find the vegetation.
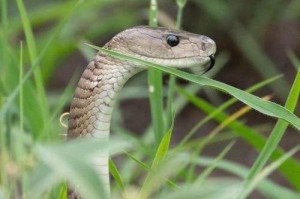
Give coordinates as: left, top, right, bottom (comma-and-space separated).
0, 0, 299, 199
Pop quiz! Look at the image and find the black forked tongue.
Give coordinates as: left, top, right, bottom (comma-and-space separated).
205, 55, 215, 73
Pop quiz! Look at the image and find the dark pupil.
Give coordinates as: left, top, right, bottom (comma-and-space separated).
167, 35, 179, 47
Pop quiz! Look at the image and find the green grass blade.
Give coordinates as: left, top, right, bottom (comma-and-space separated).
125, 150, 179, 190
176, 0, 187, 29
14, 41, 27, 160
141, 155, 186, 198
35, 144, 108, 199
148, 0, 165, 145
166, 0, 187, 128
152, 67, 300, 130
141, 127, 173, 197
179, 88, 300, 188
19, 41, 24, 133
0, 0, 82, 122
42, 73, 78, 139
148, 69, 165, 144
239, 59, 300, 194
109, 159, 124, 190
160, 178, 241, 199
27, 138, 131, 199
184, 105, 247, 182
151, 129, 172, 169
89, 45, 300, 130
195, 141, 235, 184
148, 0, 158, 27
239, 145, 300, 199
180, 75, 282, 145
24, 162, 61, 199
16, 0, 49, 114
171, 52, 229, 115
57, 183, 68, 199
0, 30, 18, 94
189, 155, 300, 199
125, 151, 151, 171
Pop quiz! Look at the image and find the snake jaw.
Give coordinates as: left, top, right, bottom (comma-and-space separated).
206, 54, 215, 72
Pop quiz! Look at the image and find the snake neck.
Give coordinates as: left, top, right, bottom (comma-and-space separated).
67, 52, 142, 197
68, 52, 141, 139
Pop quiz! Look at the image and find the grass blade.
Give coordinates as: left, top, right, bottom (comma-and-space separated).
180, 75, 282, 145
239, 58, 300, 195
109, 159, 124, 190
239, 145, 300, 198
195, 141, 235, 184
0, 0, 82, 123
189, 155, 300, 199
141, 127, 173, 197
16, 0, 49, 116
179, 88, 300, 187
35, 144, 108, 199
148, 0, 165, 145
166, 0, 187, 128
88, 45, 300, 130
19, 41, 24, 133
151, 129, 172, 168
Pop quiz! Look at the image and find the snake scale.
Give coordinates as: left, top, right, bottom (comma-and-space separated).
67, 26, 216, 198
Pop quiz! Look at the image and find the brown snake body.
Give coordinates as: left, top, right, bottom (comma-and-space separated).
67, 26, 216, 197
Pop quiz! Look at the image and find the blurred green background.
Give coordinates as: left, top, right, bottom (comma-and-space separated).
0, 0, 299, 199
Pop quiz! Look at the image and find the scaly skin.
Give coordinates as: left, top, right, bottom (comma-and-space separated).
67, 26, 216, 198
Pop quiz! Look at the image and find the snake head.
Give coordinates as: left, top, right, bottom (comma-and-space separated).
105, 26, 217, 73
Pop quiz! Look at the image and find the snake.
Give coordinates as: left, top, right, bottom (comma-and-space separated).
67, 26, 216, 197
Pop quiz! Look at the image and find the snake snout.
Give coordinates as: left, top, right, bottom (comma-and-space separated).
200, 36, 216, 56
199, 36, 216, 73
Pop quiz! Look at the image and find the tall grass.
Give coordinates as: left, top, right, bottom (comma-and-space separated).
0, 0, 299, 199
148, 0, 165, 145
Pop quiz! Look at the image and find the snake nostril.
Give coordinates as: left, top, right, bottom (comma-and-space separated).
202, 41, 215, 53
200, 36, 217, 57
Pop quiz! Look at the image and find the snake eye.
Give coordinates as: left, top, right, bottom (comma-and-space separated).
166, 35, 180, 47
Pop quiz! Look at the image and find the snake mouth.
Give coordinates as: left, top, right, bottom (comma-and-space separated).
204, 54, 215, 73
126, 51, 216, 73
184, 54, 215, 75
